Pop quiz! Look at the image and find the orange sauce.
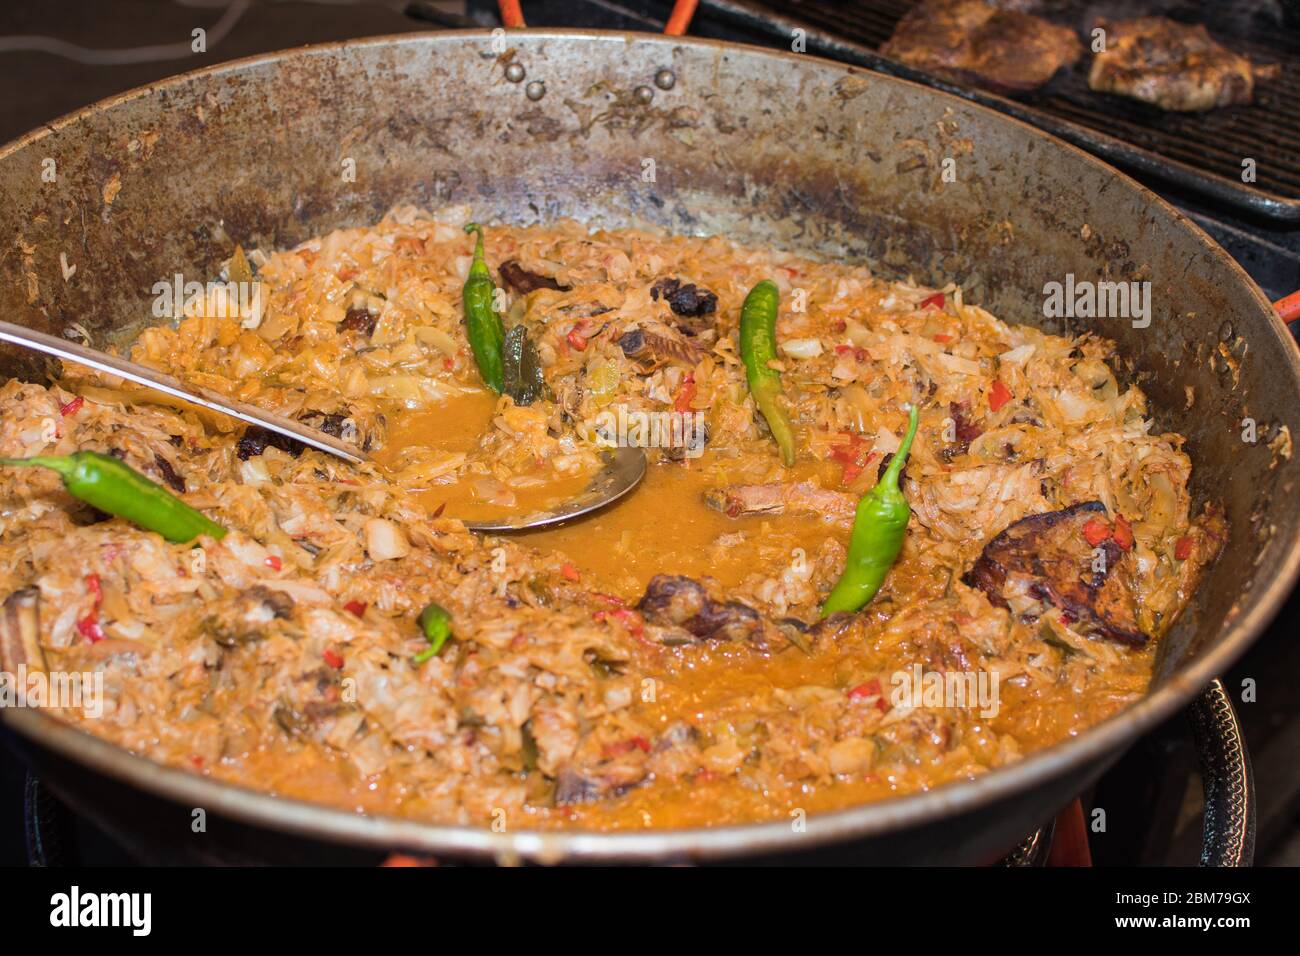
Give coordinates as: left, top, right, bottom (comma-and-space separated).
524, 462, 838, 595
375, 389, 593, 524
323, 390, 1151, 829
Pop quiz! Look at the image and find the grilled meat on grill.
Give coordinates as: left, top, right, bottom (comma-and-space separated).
881, 0, 1083, 94
1088, 17, 1279, 111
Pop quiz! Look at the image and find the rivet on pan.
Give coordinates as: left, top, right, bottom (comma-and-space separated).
504, 62, 526, 83
525, 80, 546, 101
654, 68, 676, 90
633, 85, 654, 105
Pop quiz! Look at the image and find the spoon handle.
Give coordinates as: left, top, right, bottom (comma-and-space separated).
0, 320, 366, 465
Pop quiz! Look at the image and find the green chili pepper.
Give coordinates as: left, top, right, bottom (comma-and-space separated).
739, 279, 796, 467
413, 601, 453, 663
462, 222, 506, 394
0, 451, 226, 543
820, 404, 919, 617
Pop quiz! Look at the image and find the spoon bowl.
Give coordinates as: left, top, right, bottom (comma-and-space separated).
463, 446, 647, 532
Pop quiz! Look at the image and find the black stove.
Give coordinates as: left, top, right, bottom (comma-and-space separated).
0, 0, 1295, 867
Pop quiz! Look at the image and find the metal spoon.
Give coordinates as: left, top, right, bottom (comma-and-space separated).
463, 446, 646, 533
0, 320, 364, 464
0, 320, 647, 530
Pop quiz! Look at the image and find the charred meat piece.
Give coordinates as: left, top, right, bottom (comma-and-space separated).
651, 277, 718, 332
881, 0, 1083, 94
339, 307, 377, 336
236, 425, 305, 461
661, 422, 710, 463
963, 501, 1146, 645
300, 411, 348, 438
704, 481, 855, 523
940, 400, 984, 462
499, 259, 570, 295
0, 588, 45, 674
617, 327, 703, 371
1088, 17, 1277, 112
273, 666, 348, 738
153, 453, 186, 493
207, 586, 295, 647
637, 574, 766, 644
553, 758, 651, 806
554, 767, 604, 805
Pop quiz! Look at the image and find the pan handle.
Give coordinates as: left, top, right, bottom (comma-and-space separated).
496, 0, 700, 34
1274, 291, 1300, 334
498, 0, 525, 28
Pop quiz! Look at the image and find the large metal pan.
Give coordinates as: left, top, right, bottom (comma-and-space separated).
0, 30, 1296, 865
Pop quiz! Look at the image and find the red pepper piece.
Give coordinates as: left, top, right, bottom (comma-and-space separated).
1113, 514, 1135, 551
988, 380, 1013, 412
76, 573, 104, 643
1082, 518, 1112, 547
566, 324, 588, 352
673, 374, 697, 413
847, 678, 889, 712
847, 679, 881, 699
829, 433, 878, 485
609, 608, 645, 638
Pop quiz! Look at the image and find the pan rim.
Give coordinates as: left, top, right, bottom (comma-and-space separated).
1, 27, 1297, 862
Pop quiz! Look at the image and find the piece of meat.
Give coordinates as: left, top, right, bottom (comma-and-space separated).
299, 411, 348, 438
0, 588, 45, 674
617, 327, 703, 371
152, 453, 186, 493
553, 755, 652, 805
661, 422, 710, 463
637, 574, 766, 644
273, 665, 350, 739
941, 400, 983, 462
207, 585, 295, 647
1088, 17, 1277, 112
236, 425, 305, 461
651, 277, 718, 334
704, 481, 855, 524
553, 767, 604, 805
498, 259, 570, 294
881, 0, 1083, 94
339, 307, 377, 336
963, 501, 1146, 645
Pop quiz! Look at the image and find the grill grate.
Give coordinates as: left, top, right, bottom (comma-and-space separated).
702, 0, 1300, 222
